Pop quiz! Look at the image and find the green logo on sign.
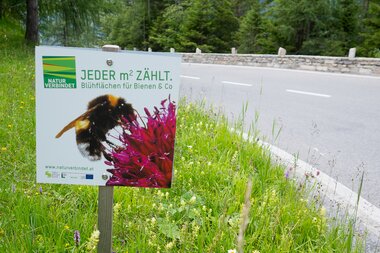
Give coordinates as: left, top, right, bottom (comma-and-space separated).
43, 56, 76, 88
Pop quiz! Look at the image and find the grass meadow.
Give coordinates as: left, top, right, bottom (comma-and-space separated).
0, 19, 365, 252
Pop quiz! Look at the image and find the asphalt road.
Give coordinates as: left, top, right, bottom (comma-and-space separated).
180, 63, 380, 207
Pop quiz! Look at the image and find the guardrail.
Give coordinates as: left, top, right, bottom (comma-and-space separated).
181, 53, 380, 76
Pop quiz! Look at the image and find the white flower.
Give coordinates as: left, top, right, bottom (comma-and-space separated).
189, 196, 196, 204
228, 249, 237, 253
86, 230, 100, 251
319, 206, 326, 216
165, 241, 174, 250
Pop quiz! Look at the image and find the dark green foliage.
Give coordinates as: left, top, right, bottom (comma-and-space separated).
0, 0, 378, 56
39, 0, 105, 46
149, 4, 186, 51
237, 0, 276, 53
107, 1, 147, 50
357, 0, 380, 57
179, 0, 238, 52
270, 0, 334, 54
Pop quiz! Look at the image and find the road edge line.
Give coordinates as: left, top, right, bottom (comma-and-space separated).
237, 130, 380, 236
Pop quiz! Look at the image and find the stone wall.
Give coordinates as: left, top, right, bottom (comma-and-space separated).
181, 53, 380, 76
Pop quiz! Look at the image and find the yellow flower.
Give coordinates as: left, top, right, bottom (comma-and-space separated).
7, 124, 12, 128
252, 251, 261, 253
64, 225, 70, 230
1, 147, 7, 151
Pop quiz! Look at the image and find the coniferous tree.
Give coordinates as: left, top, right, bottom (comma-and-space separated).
270, 0, 334, 54
180, 0, 238, 52
108, 1, 147, 49
358, 0, 380, 57
337, 0, 360, 50
39, 0, 104, 46
237, 0, 276, 53
149, 3, 186, 51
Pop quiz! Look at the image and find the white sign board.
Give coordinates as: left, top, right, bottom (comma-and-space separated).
35, 46, 180, 187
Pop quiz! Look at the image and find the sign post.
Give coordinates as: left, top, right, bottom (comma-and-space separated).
96, 45, 120, 253
98, 185, 114, 252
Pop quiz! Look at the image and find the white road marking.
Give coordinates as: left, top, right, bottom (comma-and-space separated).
222, 81, 253, 87
286, 89, 331, 98
181, 75, 200, 80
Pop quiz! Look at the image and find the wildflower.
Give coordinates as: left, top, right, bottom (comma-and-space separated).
7, 124, 12, 128
64, 225, 70, 230
284, 170, 290, 179
192, 223, 200, 237
189, 196, 196, 204
114, 202, 122, 218
165, 241, 174, 250
39, 186, 42, 194
252, 251, 260, 253
228, 249, 237, 253
86, 230, 100, 251
319, 206, 326, 216
74, 230, 80, 247
105, 98, 176, 188
1, 147, 7, 151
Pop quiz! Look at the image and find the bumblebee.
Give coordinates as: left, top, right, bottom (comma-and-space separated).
55, 94, 135, 161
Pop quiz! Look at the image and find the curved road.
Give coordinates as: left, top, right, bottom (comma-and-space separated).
180, 63, 380, 207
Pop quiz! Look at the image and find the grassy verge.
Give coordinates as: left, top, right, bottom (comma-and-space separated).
0, 20, 364, 252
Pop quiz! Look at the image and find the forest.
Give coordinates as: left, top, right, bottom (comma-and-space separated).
1, 0, 380, 57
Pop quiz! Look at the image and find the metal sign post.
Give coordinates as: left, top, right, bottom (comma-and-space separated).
97, 45, 120, 253
97, 186, 114, 253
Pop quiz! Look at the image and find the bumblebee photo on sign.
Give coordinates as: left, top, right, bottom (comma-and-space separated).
35, 46, 180, 187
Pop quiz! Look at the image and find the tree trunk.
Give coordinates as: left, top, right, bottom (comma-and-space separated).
0, 0, 3, 19
25, 0, 39, 44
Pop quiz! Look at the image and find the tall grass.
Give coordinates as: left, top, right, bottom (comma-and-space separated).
0, 19, 364, 252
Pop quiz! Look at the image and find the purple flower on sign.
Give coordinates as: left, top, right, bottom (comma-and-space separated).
105, 98, 176, 188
